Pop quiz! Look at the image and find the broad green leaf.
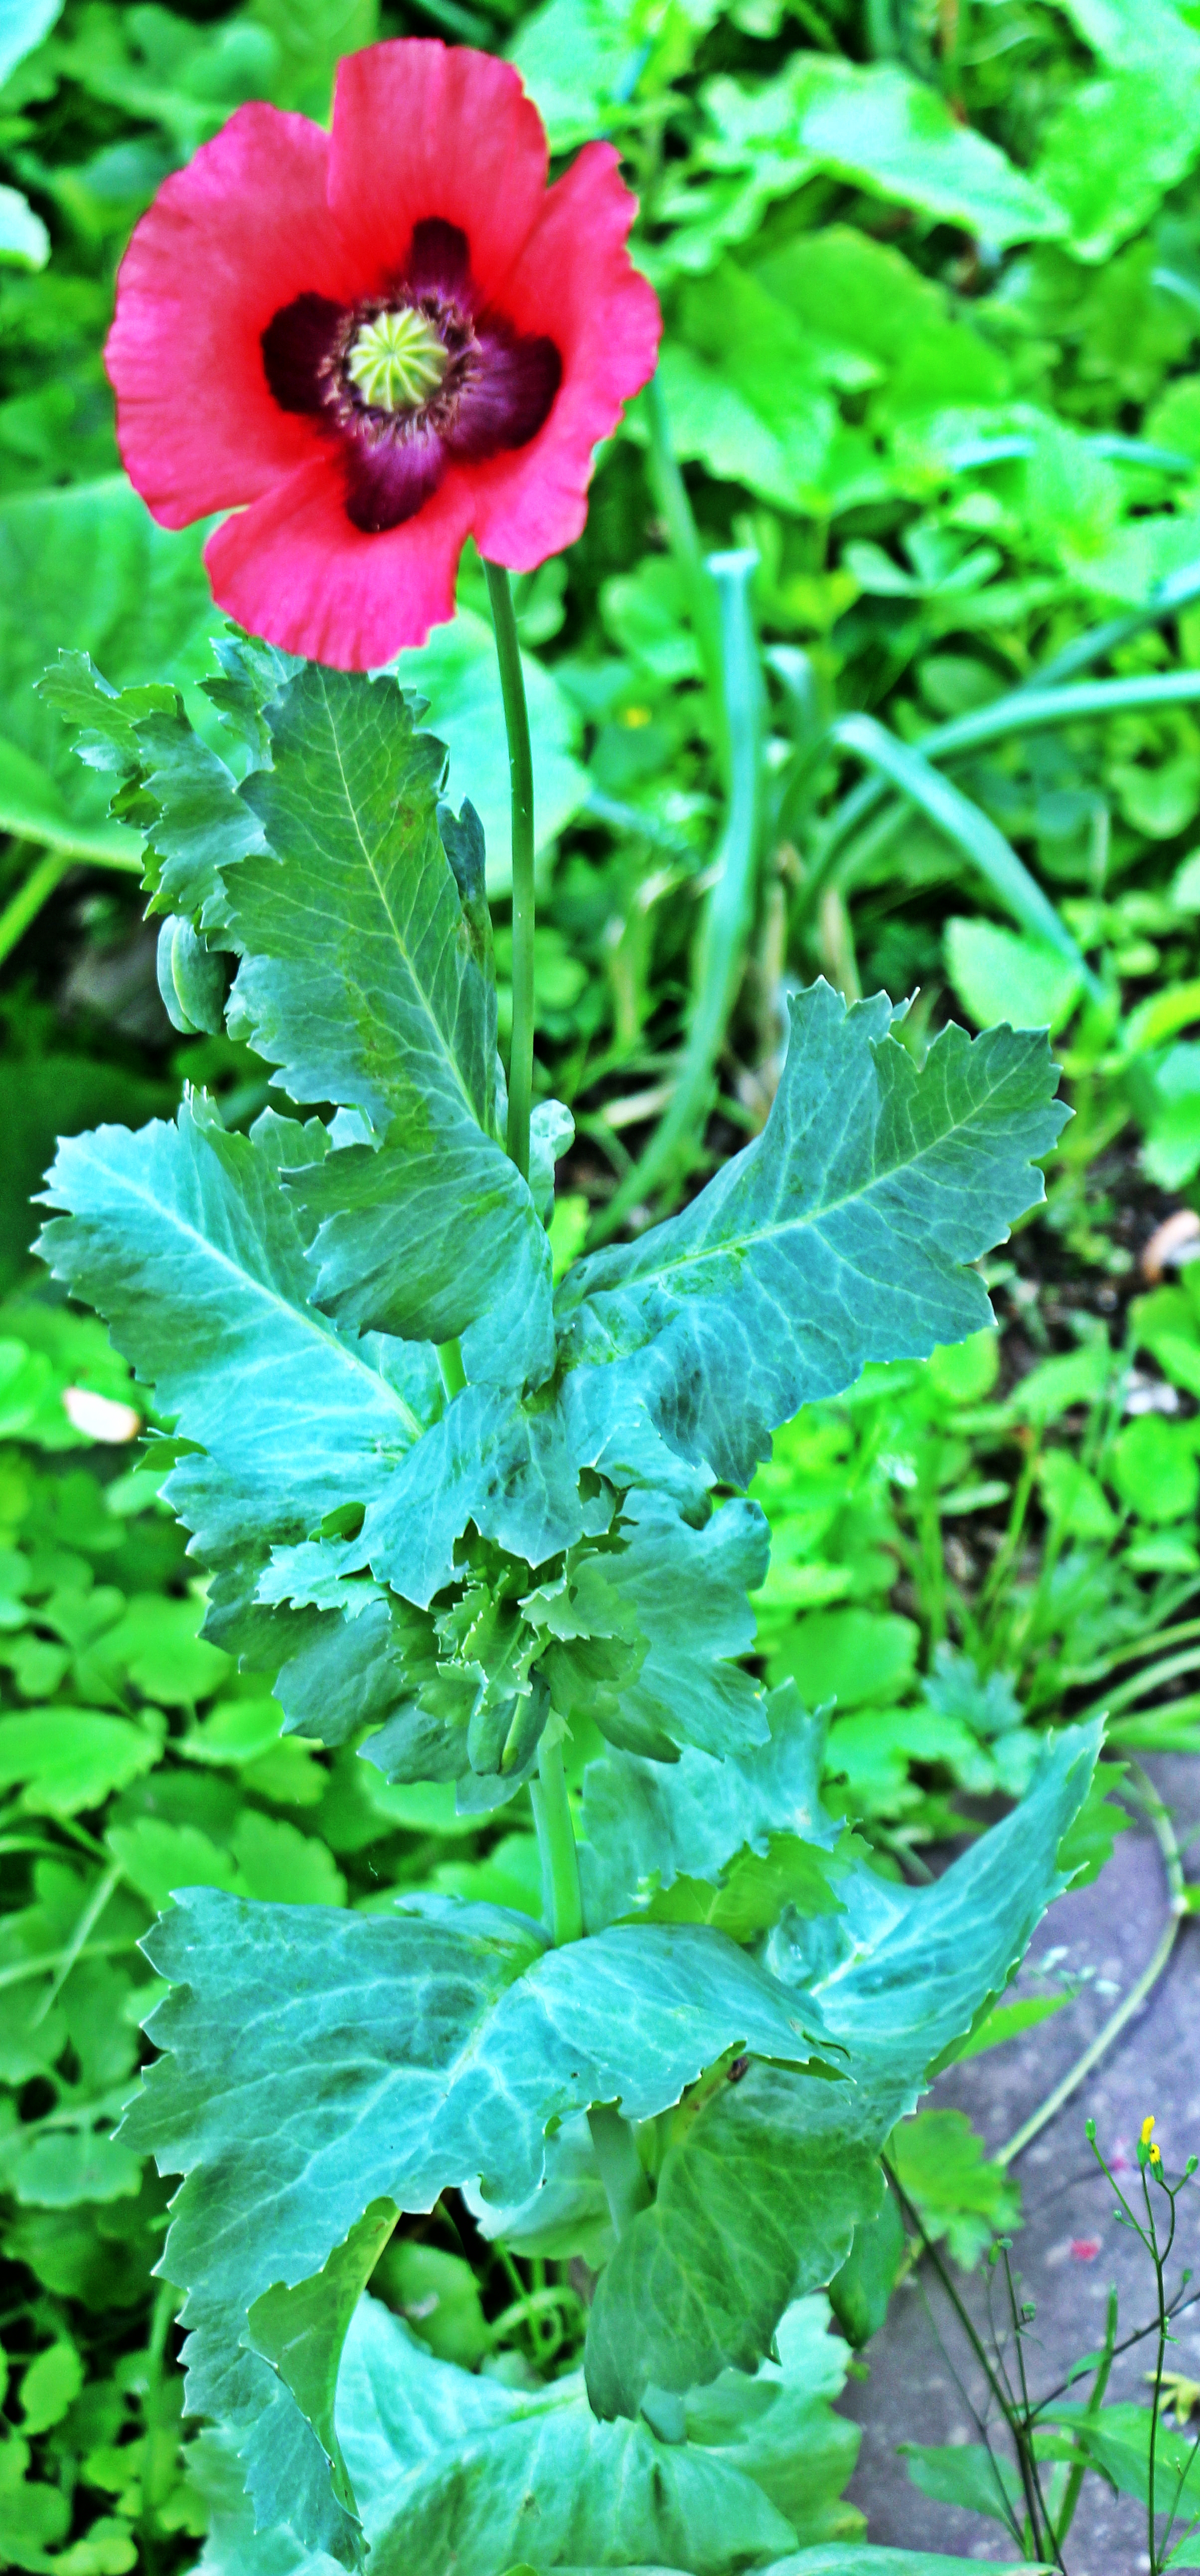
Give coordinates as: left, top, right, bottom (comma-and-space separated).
0, 183, 47, 267
0, 480, 219, 841
595, 1491, 767, 1760
580, 1686, 839, 1931
827, 2192, 906, 2351
393, 609, 587, 896
944, 918, 1082, 1039
124, 1893, 825, 2549
226, 666, 494, 1138
245, 2202, 398, 2558
0, 1707, 159, 1815
358, 1383, 586, 1609
889, 2109, 1019, 2269
190, 2290, 798, 2576
767, 1607, 918, 1712
559, 984, 1067, 1489
670, 266, 837, 512
697, 59, 1064, 247
1049, 0, 1200, 70
18, 2339, 83, 2432
750, 226, 1009, 431
636, 1835, 849, 1943
951, 1976, 1073, 2060
218, 661, 555, 1380
1037, 2396, 1200, 2518
681, 2298, 859, 2549
0, 2437, 71, 2562
583, 1724, 1099, 2419
343, 2298, 797, 2576
1034, 72, 1200, 262
900, 2442, 1024, 2527
246, 0, 377, 117
0, 0, 64, 89
38, 1096, 435, 1564
0, 732, 141, 866
642, 343, 829, 517
286, 1127, 554, 1392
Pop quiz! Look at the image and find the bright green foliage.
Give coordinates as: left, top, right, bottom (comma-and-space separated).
559, 985, 1067, 1487
582, 1724, 1097, 2419
25, 627, 1097, 2575
11, 0, 1200, 2562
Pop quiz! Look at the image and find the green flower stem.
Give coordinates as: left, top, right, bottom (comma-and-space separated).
1052, 2284, 1117, 2554
484, 559, 536, 1183
530, 1733, 583, 1947
587, 2101, 651, 2235
436, 1337, 466, 1400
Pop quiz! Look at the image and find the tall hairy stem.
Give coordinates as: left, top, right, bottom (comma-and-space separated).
530, 1734, 583, 1947
484, 559, 536, 1184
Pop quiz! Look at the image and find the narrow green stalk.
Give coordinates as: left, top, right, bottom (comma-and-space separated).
1053, 2284, 1117, 2553
530, 1733, 583, 1947
0, 1934, 137, 1994
999, 2243, 1062, 2569
1077, 1642, 1200, 1726
29, 1858, 121, 2027
484, 560, 535, 1183
139, 2275, 180, 2576
588, 2101, 651, 2235
997, 1769, 1186, 2167
0, 846, 72, 968
643, 374, 727, 785
436, 1337, 466, 1400
882, 2156, 1029, 2552
592, 548, 763, 1241
1147, 2171, 1168, 2573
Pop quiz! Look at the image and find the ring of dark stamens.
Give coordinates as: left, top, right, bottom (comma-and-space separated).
261, 219, 561, 535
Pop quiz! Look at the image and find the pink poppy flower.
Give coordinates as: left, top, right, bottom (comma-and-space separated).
106, 40, 661, 669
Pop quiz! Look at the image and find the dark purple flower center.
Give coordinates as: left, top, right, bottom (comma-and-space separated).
261, 218, 561, 535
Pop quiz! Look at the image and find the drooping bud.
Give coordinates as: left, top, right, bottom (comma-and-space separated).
346, 306, 448, 411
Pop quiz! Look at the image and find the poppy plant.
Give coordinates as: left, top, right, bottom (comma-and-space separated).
106, 40, 661, 670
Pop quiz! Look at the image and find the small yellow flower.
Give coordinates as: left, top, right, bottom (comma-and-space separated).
1142, 2115, 1157, 2145
1151, 2142, 1162, 2167
621, 705, 653, 729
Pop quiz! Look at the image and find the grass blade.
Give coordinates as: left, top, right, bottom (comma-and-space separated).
830, 710, 1102, 997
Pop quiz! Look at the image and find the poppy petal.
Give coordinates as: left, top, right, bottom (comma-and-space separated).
204, 457, 476, 670
445, 323, 561, 462
106, 103, 360, 527
328, 40, 549, 306
261, 293, 345, 417
405, 217, 472, 301
467, 143, 661, 571
343, 416, 447, 533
